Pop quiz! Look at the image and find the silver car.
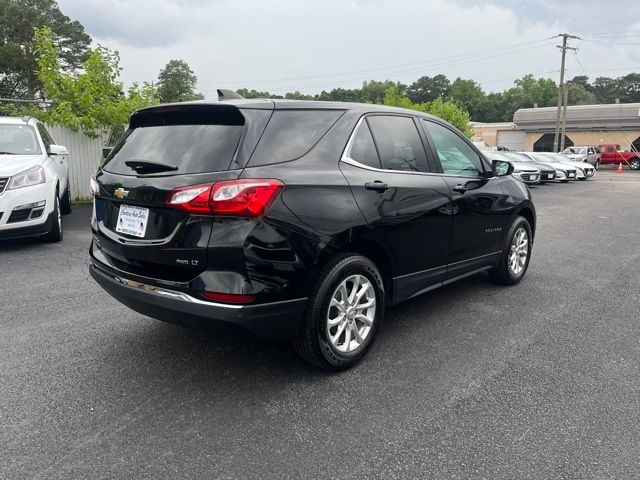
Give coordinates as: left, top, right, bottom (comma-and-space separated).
485, 151, 540, 185
562, 146, 600, 169
522, 152, 578, 183
543, 153, 596, 180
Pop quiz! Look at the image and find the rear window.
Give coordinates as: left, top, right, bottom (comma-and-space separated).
102, 124, 244, 175
248, 110, 343, 166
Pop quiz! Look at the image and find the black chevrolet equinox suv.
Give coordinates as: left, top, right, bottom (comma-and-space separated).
90, 94, 535, 371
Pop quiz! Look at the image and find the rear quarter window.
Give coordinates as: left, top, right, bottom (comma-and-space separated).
248, 110, 343, 166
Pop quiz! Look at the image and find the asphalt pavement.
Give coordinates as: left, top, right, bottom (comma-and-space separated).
2, 171, 640, 479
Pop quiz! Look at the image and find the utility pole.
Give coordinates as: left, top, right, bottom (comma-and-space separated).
553, 33, 580, 152
560, 83, 570, 150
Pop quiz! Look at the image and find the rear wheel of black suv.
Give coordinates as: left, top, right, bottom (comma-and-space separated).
489, 216, 532, 285
294, 253, 385, 371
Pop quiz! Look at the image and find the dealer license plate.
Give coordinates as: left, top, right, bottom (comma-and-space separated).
116, 205, 149, 238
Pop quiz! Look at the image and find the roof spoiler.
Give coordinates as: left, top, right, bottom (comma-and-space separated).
217, 89, 244, 101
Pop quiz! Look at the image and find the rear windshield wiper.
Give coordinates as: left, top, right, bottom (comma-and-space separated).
125, 159, 178, 174
0, 151, 17, 155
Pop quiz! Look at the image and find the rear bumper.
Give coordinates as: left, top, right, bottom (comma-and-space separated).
89, 260, 308, 341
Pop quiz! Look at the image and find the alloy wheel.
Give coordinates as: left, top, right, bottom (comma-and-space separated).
508, 227, 529, 277
326, 274, 376, 353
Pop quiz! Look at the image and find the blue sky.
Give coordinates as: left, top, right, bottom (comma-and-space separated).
58, 0, 640, 98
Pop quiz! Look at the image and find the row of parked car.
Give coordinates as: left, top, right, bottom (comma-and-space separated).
562, 144, 640, 170
485, 151, 596, 185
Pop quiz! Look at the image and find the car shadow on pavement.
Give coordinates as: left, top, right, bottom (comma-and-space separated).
85, 272, 495, 399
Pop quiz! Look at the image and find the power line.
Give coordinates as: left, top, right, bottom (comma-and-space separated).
202, 41, 556, 94
200, 36, 557, 86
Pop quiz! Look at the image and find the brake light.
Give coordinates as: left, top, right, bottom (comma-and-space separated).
166, 179, 283, 217
202, 291, 255, 304
211, 179, 284, 217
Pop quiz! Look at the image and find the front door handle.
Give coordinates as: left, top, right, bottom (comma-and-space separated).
451, 184, 467, 194
365, 181, 390, 192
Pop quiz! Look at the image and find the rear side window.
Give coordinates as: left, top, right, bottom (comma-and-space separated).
249, 110, 343, 166
348, 121, 381, 168
103, 124, 244, 175
367, 115, 429, 172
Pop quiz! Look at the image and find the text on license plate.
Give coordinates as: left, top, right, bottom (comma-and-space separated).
116, 205, 149, 238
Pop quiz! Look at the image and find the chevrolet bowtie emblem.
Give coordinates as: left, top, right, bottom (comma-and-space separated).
114, 187, 129, 199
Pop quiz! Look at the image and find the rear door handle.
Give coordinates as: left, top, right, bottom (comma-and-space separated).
451, 184, 467, 194
365, 181, 390, 192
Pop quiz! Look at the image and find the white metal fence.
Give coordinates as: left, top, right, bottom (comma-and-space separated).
46, 125, 107, 200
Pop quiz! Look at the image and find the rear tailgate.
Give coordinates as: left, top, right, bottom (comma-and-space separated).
92, 103, 272, 281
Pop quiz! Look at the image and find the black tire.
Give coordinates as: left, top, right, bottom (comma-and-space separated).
42, 194, 63, 242
489, 216, 532, 285
61, 180, 72, 214
293, 253, 385, 371
630, 158, 640, 170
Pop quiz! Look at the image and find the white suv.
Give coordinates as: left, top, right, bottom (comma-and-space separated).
0, 116, 71, 242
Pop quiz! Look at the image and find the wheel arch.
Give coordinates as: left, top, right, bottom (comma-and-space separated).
317, 236, 395, 303
515, 204, 536, 241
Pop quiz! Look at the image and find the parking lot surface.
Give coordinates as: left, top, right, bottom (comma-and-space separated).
2, 171, 640, 479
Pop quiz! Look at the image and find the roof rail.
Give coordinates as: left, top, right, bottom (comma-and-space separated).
217, 89, 244, 101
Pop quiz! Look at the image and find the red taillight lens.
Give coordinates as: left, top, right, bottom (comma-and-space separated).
166, 179, 283, 217
166, 182, 214, 214
210, 179, 284, 217
201, 291, 255, 304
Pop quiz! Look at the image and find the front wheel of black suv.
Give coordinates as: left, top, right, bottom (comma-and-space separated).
489, 216, 532, 285
294, 253, 385, 371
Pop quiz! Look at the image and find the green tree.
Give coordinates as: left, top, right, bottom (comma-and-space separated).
156, 59, 204, 103
284, 90, 314, 100
617, 73, 640, 102
316, 87, 364, 103
362, 80, 405, 103
0, 0, 91, 99
383, 84, 472, 136
500, 74, 557, 120
592, 76, 619, 103
407, 74, 451, 103
32, 27, 158, 137
567, 75, 593, 92
235, 88, 283, 99
566, 83, 596, 105
449, 78, 489, 121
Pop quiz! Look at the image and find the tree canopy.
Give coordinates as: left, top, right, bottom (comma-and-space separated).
156, 59, 204, 103
0, 0, 91, 99
31, 27, 158, 137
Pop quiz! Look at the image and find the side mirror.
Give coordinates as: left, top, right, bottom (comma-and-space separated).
48, 144, 69, 156
492, 159, 514, 176
102, 147, 113, 160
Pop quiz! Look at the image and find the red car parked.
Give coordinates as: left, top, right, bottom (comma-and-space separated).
598, 144, 640, 170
